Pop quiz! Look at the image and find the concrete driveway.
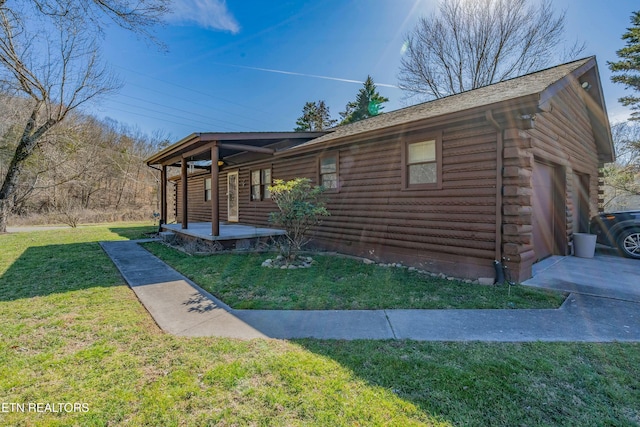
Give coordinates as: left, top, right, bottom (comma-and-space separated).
523, 247, 640, 303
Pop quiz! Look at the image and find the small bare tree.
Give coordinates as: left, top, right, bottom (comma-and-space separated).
602, 121, 640, 209
398, 0, 583, 100
0, 0, 168, 232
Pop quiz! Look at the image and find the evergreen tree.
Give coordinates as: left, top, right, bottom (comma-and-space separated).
340, 76, 389, 124
295, 102, 317, 131
294, 100, 336, 131
609, 11, 640, 121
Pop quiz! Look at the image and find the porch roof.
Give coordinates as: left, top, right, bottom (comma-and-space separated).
145, 131, 328, 167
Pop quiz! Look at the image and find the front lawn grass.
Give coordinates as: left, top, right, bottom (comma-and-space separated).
1, 225, 638, 426
143, 243, 566, 310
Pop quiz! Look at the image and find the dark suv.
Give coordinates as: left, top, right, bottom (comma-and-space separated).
590, 210, 640, 259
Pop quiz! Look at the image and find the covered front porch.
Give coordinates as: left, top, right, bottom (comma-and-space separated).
162, 222, 286, 242
145, 131, 326, 237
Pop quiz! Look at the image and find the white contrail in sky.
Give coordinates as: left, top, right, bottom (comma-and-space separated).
215, 63, 399, 88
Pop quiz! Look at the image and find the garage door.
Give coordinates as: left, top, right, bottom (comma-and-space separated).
532, 161, 557, 261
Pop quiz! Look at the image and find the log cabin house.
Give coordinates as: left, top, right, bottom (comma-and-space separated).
146, 57, 614, 282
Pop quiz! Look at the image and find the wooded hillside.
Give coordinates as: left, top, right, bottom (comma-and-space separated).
0, 92, 168, 226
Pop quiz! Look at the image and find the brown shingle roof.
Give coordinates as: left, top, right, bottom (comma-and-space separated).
294, 57, 594, 149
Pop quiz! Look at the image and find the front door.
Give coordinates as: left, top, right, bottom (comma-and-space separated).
227, 171, 239, 222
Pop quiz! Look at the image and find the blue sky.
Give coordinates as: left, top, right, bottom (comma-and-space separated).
97, 0, 639, 140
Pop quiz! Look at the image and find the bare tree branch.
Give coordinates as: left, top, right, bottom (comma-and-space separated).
26, 0, 169, 41
603, 122, 640, 209
398, 0, 582, 101
0, 0, 167, 231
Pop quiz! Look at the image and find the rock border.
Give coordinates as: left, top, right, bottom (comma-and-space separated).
361, 258, 495, 285
261, 255, 315, 269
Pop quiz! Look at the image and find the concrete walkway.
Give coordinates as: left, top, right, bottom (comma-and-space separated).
100, 240, 640, 342
523, 251, 640, 303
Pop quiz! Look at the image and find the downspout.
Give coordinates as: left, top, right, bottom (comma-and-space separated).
485, 110, 504, 270
160, 165, 167, 228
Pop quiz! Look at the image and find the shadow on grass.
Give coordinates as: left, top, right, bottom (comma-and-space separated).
0, 224, 159, 302
0, 242, 125, 302
108, 225, 158, 240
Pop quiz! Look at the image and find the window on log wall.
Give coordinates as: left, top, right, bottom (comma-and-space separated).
251, 168, 272, 200
319, 154, 339, 191
205, 178, 212, 201
402, 131, 442, 190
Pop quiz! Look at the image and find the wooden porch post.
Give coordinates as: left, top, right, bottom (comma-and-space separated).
211, 145, 220, 236
181, 158, 188, 229
160, 165, 167, 225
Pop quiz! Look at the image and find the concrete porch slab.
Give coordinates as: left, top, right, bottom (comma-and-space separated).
162, 222, 286, 241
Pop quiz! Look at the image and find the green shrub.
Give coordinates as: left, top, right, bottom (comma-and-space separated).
268, 178, 329, 258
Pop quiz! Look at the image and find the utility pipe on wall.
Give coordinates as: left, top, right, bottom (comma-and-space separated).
485, 110, 504, 264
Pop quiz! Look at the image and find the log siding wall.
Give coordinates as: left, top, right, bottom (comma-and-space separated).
176, 120, 500, 279
502, 82, 600, 281
173, 81, 604, 281
176, 173, 209, 223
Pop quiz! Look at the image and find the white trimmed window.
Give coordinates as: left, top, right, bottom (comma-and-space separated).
319, 155, 338, 190
251, 168, 271, 200
407, 140, 437, 185
262, 169, 271, 199
204, 178, 212, 201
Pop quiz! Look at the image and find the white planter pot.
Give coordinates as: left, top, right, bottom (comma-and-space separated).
573, 233, 597, 258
